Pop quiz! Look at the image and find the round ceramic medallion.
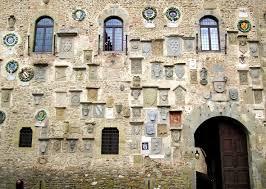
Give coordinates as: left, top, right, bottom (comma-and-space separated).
5, 60, 18, 74
0, 111, 6, 124
18, 67, 34, 82
165, 7, 180, 22
35, 110, 47, 122
142, 7, 157, 21
72, 9, 86, 21
3, 33, 18, 47
238, 20, 251, 33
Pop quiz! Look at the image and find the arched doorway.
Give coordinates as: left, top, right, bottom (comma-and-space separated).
194, 116, 250, 189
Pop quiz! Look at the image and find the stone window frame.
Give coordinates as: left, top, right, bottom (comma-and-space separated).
101, 127, 119, 154
33, 16, 54, 53
19, 127, 33, 147
199, 15, 220, 51
97, 5, 130, 53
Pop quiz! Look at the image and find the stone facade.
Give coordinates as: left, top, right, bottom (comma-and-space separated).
0, 0, 266, 188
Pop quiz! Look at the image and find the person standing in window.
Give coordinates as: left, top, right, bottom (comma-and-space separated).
104, 17, 123, 51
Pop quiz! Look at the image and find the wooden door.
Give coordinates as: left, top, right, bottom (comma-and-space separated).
219, 123, 250, 189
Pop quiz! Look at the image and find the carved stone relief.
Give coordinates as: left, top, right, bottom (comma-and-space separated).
164, 66, 173, 80
143, 88, 157, 107
132, 107, 142, 120
130, 39, 141, 54
87, 88, 98, 101
172, 130, 181, 143
151, 138, 162, 154
166, 37, 181, 56
200, 67, 208, 85
239, 70, 248, 85
84, 50, 92, 64
93, 104, 105, 118
59, 38, 74, 59
174, 86, 186, 104
122, 106, 130, 118
175, 64, 185, 79
132, 76, 141, 87
151, 63, 163, 79
159, 107, 169, 123
131, 58, 142, 74
152, 39, 163, 56
131, 89, 141, 100
229, 89, 239, 101
184, 38, 194, 52
213, 75, 227, 93
131, 124, 141, 135
52, 140, 62, 153
250, 68, 261, 85
157, 124, 168, 137
56, 108, 65, 120
190, 70, 198, 84
40, 127, 48, 138
8, 15, 16, 31
68, 140, 77, 153
55, 67, 67, 81
170, 111, 182, 128
159, 89, 169, 105
82, 140, 93, 154
88, 65, 98, 80
70, 92, 81, 106
81, 103, 92, 118
35, 66, 47, 82
254, 89, 263, 104
238, 35, 248, 53
142, 41, 152, 57
147, 110, 157, 122
145, 121, 155, 137
74, 69, 85, 81
1, 89, 12, 107
39, 141, 48, 155
243, 87, 254, 104
249, 42, 259, 57
228, 32, 238, 45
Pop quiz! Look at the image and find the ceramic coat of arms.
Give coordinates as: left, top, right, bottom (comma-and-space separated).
3, 33, 18, 47
142, 7, 157, 21
72, 9, 86, 21
165, 7, 180, 22
35, 110, 47, 122
6, 60, 18, 74
238, 20, 251, 33
0, 111, 6, 124
19, 67, 34, 82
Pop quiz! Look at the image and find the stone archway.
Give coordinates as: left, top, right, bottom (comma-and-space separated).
194, 116, 250, 189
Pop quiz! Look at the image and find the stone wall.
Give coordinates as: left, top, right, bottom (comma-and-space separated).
0, 0, 265, 188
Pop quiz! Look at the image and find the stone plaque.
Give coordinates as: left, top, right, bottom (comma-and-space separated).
84, 50, 92, 64
82, 104, 92, 117
152, 39, 163, 56
35, 66, 47, 82
228, 32, 238, 45
132, 76, 141, 87
190, 70, 198, 84
39, 141, 48, 155
55, 67, 67, 81
238, 35, 248, 54
172, 130, 181, 143
159, 89, 169, 105
33, 93, 44, 105
75, 70, 85, 81
174, 86, 186, 104
87, 88, 98, 101
1, 89, 11, 107
88, 65, 98, 80
254, 90, 263, 104
229, 89, 238, 101
170, 111, 182, 128
147, 110, 157, 123
70, 92, 81, 106
52, 140, 62, 152
132, 107, 142, 121
250, 68, 261, 85
157, 124, 168, 137
56, 108, 65, 120
59, 37, 74, 59
166, 37, 181, 56
145, 122, 155, 136
131, 58, 142, 74
239, 70, 248, 85
213, 75, 227, 93
249, 42, 259, 57
243, 87, 254, 104
143, 88, 157, 107
130, 39, 141, 54
175, 64, 185, 79
68, 140, 77, 153
105, 108, 114, 119
131, 89, 141, 101
151, 138, 162, 154
142, 41, 152, 57
151, 63, 162, 79
131, 124, 141, 135
93, 104, 105, 118
165, 66, 173, 80
56, 92, 67, 107
159, 107, 168, 122
82, 140, 92, 154
200, 67, 208, 85
184, 39, 194, 52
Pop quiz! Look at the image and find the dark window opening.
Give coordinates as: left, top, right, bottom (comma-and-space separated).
104, 17, 123, 51
19, 127, 32, 147
34, 16, 54, 53
101, 128, 119, 154
200, 16, 220, 51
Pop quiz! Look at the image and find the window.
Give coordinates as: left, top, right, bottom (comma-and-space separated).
19, 127, 32, 147
101, 128, 119, 154
200, 16, 220, 51
104, 17, 123, 51
34, 16, 54, 52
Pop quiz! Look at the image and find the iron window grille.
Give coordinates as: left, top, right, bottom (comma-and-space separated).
103, 17, 123, 52
19, 127, 32, 147
200, 16, 220, 51
34, 16, 54, 53
101, 128, 119, 154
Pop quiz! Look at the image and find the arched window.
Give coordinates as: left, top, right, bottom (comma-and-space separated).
34, 16, 54, 52
200, 16, 220, 51
19, 127, 32, 147
101, 128, 119, 154
104, 17, 123, 51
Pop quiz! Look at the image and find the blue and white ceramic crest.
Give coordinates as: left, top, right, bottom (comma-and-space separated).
72, 9, 86, 21
6, 60, 18, 74
3, 33, 18, 47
